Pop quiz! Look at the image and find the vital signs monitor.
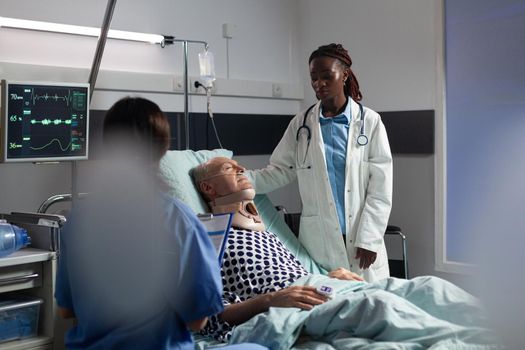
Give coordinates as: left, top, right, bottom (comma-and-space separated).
0, 80, 89, 162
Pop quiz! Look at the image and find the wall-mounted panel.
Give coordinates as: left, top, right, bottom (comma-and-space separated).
90, 109, 434, 157
381, 110, 434, 154
189, 113, 293, 155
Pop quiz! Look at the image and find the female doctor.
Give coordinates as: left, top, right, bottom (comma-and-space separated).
247, 43, 392, 282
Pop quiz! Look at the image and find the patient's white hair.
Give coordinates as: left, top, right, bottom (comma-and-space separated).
191, 160, 212, 184
191, 160, 214, 200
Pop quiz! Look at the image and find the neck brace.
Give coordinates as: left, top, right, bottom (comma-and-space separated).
209, 189, 266, 231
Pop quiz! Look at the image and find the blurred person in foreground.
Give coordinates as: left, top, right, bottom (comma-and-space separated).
55, 97, 265, 350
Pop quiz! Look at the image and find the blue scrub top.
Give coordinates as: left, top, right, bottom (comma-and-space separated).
55, 191, 223, 350
319, 100, 351, 235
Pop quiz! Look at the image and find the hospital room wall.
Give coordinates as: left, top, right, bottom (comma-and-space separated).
296, 0, 465, 286
0, 0, 303, 213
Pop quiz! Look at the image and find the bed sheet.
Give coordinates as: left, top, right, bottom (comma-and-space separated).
160, 150, 500, 350
228, 275, 501, 350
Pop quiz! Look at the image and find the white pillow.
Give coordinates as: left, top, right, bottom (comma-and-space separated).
159, 149, 233, 214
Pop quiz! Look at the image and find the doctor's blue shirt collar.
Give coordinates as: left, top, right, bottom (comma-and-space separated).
319, 99, 352, 125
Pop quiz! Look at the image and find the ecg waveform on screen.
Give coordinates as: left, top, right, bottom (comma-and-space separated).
10, 88, 86, 109
31, 119, 73, 125
33, 92, 70, 106
29, 138, 73, 152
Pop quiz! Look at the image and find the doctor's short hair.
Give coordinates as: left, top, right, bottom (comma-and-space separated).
309, 43, 363, 102
102, 97, 170, 162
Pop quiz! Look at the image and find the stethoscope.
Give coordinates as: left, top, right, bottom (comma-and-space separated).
295, 101, 368, 168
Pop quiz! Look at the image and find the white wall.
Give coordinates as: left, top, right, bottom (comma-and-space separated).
0, 0, 302, 82
0, 0, 303, 213
1, 0, 459, 285
297, 0, 436, 111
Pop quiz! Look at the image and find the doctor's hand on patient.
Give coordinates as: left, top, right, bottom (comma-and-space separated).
355, 248, 377, 270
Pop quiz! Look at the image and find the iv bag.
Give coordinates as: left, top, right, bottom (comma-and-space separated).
198, 50, 216, 88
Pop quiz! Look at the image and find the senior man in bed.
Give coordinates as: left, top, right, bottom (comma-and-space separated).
192, 157, 500, 350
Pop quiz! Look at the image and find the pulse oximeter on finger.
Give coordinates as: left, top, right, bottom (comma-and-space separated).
317, 285, 335, 298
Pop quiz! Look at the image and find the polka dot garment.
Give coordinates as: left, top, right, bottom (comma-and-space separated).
201, 228, 310, 341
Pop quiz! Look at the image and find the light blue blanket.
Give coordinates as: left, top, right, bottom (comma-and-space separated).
229, 275, 501, 350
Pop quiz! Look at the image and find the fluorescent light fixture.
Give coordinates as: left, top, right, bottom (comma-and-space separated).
0, 16, 165, 44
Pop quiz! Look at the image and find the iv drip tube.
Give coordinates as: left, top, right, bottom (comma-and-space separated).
194, 81, 223, 149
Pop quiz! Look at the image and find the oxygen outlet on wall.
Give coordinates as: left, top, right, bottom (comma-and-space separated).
272, 83, 282, 98
222, 23, 236, 39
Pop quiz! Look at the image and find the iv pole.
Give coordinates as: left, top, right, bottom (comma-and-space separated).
163, 38, 209, 150
71, 0, 117, 202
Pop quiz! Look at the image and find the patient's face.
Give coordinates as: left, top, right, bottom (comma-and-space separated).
204, 157, 252, 197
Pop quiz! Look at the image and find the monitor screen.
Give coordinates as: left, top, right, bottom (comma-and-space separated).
1, 80, 89, 162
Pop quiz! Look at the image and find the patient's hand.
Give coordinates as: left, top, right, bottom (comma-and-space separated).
268, 286, 328, 310
329, 268, 364, 281
219, 286, 328, 326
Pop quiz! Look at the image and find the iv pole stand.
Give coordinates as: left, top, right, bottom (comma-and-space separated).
163, 38, 208, 150
71, 0, 116, 202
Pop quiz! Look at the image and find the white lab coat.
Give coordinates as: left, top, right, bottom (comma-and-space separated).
247, 99, 393, 282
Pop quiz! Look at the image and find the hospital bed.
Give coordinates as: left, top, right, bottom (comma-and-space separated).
158, 149, 497, 350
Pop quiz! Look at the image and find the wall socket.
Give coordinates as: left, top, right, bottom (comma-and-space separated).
272, 83, 282, 98
173, 77, 218, 94
191, 78, 217, 94
173, 76, 185, 92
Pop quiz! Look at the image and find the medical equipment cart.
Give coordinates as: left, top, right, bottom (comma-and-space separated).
0, 212, 65, 350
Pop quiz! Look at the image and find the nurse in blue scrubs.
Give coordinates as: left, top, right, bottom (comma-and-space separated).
55, 97, 265, 350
